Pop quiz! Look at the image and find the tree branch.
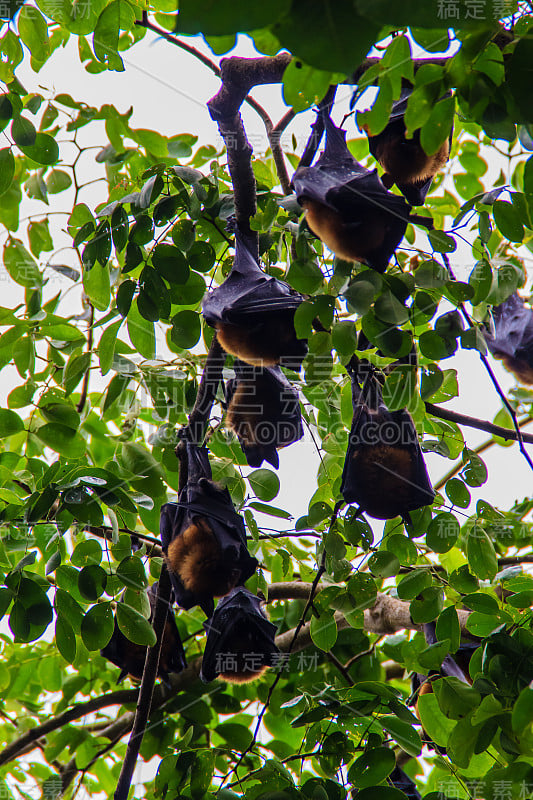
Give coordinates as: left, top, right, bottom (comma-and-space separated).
425, 402, 533, 445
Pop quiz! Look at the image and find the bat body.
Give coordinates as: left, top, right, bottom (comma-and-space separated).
160, 444, 257, 616
202, 231, 307, 371
292, 111, 432, 272
341, 369, 434, 522
365, 88, 453, 206
101, 583, 186, 685
200, 587, 279, 683
224, 359, 303, 469
484, 292, 533, 384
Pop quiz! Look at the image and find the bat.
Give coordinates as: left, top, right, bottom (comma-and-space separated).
340, 366, 434, 523
484, 292, 533, 384
200, 587, 279, 683
411, 622, 479, 753
388, 766, 421, 800
100, 583, 186, 685
291, 109, 433, 272
160, 443, 257, 617
364, 87, 453, 206
202, 229, 308, 371
224, 359, 304, 469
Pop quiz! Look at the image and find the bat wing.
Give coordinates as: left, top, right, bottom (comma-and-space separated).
200, 588, 279, 683
161, 444, 257, 616
341, 375, 434, 520
225, 360, 303, 469
202, 231, 304, 326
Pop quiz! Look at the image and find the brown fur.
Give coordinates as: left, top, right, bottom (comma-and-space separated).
220, 664, 268, 684
166, 518, 240, 597
302, 199, 386, 263
374, 133, 449, 186
500, 354, 533, 385
216, 313, 298, 367
226, 375, 285, 447
352, 444, 416, 519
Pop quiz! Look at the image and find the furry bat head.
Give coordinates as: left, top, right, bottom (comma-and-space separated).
200, 587, 279, 683
100, 583, 186, 685
483, 292, 533, 384
224, 359, 304, 469
340, 368, 434, 523
160, 443, 257, 617
364, 87, 453, 206
292, 110, 432, 272
202, 230, 308, 371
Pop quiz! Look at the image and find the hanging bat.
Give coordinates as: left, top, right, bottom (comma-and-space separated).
484, 292, 533, 384
202, 230, 308, 371
160, 443, 257, 617
224, 359, 304, 469
200, 587, 279, 683
291, 110, 433, 272
340, 366, 434, 523
411, 622, 479, 752
100, 582, 186, 685
388, 766, 421, 800
364, 87, 453, 206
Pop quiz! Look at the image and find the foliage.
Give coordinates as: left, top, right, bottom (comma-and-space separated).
1, 1, 533, 799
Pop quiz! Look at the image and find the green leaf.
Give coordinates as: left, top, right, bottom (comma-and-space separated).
396, 569, 432, 601
55, 616, 76, 663
18, 5, 49, 62
348, 747, 396, 789
428, 230, 457, 253
83, 263, 110, 311
274, 0, 380, 74
247, 469, 280, 501
19, 133, 59, 165
0, 408, 24, 438
98, 319, 122, 375
170, 310, 201, 350
310, 611, 337, 651
93, 0, 136, 71
0, 147, 14, 195
512, 685, 533, 733
177, 0, 286, 35
35, 423, 86, 458
81, 602, 114, 650
420, 96, 455, 156
4, 238, 42, 288
282, 60, 332, 113
190, 749, 215, 798
128, 298, 156, 359
493, 199, 524, 242
46, 169, 72, 194
111, 204, 128, 251
466, 526, 498, 580
78, 564, 107, 600
116, 556, 148, 591
12, 115, 36, 147
116, 601, 156, 646
380, 715, 421, 756
151, 243, 189, 284
63, 351, 90, 395
433, 677, 481, 720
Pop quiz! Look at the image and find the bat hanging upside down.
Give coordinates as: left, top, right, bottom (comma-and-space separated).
200, 587, 279, 683
341, 364, 434, 523
363, 86, 454, 206
202, 229, 308, 371
483, 291, 533, 384
291, 109, 433, 272
160, 443, 257, 617
100, 582, 187, 685
224, 359, 304, 469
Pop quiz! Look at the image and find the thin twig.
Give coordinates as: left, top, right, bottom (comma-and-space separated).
76, 303, 94, 413
425, 402, 533, 445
